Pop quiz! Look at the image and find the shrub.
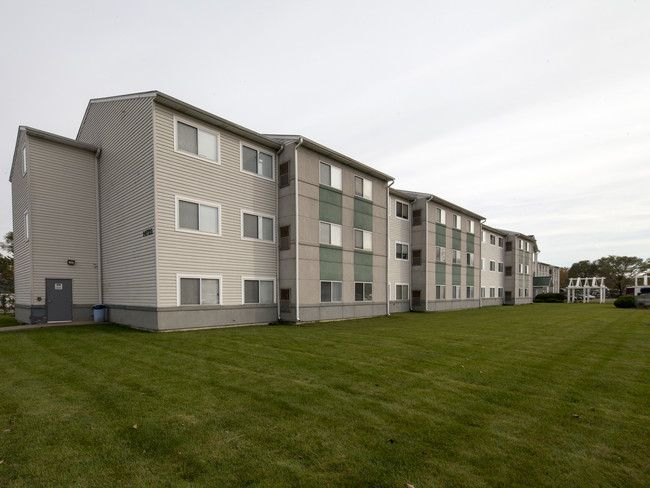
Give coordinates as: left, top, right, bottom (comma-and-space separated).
534, 293, 566, 303
614, 295, 635, 308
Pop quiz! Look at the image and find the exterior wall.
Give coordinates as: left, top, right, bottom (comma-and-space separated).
503, 234, 535, 304
153, 103, 278, 327
77, 96, 158, 308
480, 228, 506, 306
388, 194, 411, 312
409, 198, 427, 311
10, 130, 31, 311
278, 142, 297, 322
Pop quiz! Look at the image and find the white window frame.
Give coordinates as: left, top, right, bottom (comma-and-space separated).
466, 252, 474, 266
525, 288, 530, 297
395, 200, 409, 220
354, 282, 373, 302
489, 287, 496, 298
481, 287, 486, 298
175, 196, 221, 236
173, 116, 220, 164
489, 260, 496, 271
498, 262, 504, 273
490, 234, 496, 245
452, 249, 461, 264
22, 145, 27, 176
395, 242, 409, 260
320, 280, 343, 303
436, 208, 446, 224
452, 285, 461, 299
482, 231, 486, 243
498, 237, 504, 248
240, 142, 275, 181
354, 175, 373, 201
241, 210, 275, 243
319, 161, 342, 190
526, 242, 531, 252
319, 221, 343, 247
498, 287, 503, 298
176, 274, 222, 306
435, 246, 446, 263
467, 220, 475, 234
519, 239, 524, 250
452, 214, 461, 229
519, 263, 524, 274
24, 211, 29, 241
525, 264, 530, 275
395, 283, 409, 300
242, 277, 276, 304
481, 258, 485, 270
436, 285, 446, 300
466, 286, 474, 299
354, 229, 372, 251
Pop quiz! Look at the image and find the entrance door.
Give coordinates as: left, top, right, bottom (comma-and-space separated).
46, 279, 73, 322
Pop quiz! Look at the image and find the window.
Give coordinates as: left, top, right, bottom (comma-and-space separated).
498, 262, 504, 272
396, 201, 409, 220
452, 285, 461, 299
498, 287, 503, 298
489, 287, 496, 298
412, 249, 422, 266
506, 241, 513, 251
452, 250, 461, 264
467, 220, 475, 234
518, 288, 523, 297
489, 260, 496, 271
177, 198, 220, 234
243, 212, 274, 242
354, 229, 372, 251
355, 282, 372, 302
498, 237, 504, 247
505, 266, 512, 276
354, 176, 372, 200
525, 288, 529, 297
319, 161, 342, 190
490, 234, 496, 245
526, 242, 531, 252
413, 209, 422, 226
24, 212, 29, 241
452, 214, 461, 229
466, 252, 474, 266
244, 279, 275, 304
279, 162, 289, 188
481, 258, 485, 270
519, 240, 524, 250
481, 287, 486, 298
436, 208, 446, 224
518, 264, 524, 274
321, 281, 342, 302
466, 286, 474, 299
436, 285, 446, 300
396, 243, 409, 260
175, 119, 218, 162
525, 265, 530, 275
179, 276, 220, 305
242, 145, 273, 179
482, 231, 486, 243
320, 222, 342, 246
396, 284, 409, 300
280, 225, 290, 250
22, 145, 27, 175
436, 246, 446, 262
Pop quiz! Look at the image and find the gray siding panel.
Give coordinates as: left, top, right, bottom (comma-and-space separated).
77, 97, 157, 307
388, 195, 411, 298
10, 130, 31, 306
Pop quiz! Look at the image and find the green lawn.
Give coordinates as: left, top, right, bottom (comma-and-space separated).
0, 304, 648, 487
0, 314, 20, 328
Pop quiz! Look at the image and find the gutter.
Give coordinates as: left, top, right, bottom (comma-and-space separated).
479, 217, 486, 308
94, 148, 103, 304
275, 143, 285, 322
294, 138, 304, 322
386, 179, 395, 316
424, 195, 433, 311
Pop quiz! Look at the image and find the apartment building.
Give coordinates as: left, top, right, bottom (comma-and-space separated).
10, 91, 551, 330
533, 261, 561, 295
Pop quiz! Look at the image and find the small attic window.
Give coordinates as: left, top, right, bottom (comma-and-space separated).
22, 145, 27, 175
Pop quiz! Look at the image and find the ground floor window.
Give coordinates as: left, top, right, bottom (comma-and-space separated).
395, 284, 409, 300
481, 287, 486, 298
321, 281, 342, 302
436, 285, 446, 299
244, 279, 275, 304
489, 287, 496, 298
452, 285, 461, 299
355, 282, 372, 302
498, 287, 504, 298
179, 276, 220, 305
466, 286, 474, 299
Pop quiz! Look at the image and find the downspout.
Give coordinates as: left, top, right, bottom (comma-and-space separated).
275, 143, 285, 322
424, 195, 433, 312
94, 148, 103, 304
294, 138, 304, 322
479, 218, 486, 308
409, 197, 416, 311
386, 180, 395, 316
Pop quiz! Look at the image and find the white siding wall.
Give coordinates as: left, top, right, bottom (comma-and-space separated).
10, 130, 31, 305
480, 229, 505, 296
28, 137, 99, 304
388, 195, 410, 299
153, 104, 278, 307
77, 97, 157, 307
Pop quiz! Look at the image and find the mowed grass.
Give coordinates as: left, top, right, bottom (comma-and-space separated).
0, 314, 20, 328
0, 304, 648, 487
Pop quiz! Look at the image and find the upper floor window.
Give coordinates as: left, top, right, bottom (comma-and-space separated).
519, 239, 524, 250
242, 212, 274, 242
489, 260, 496, 271
24, 212, 29, 241
319, 161, 342, 190
320, 221, 342, 247
467, 220, 475, 234
279, 162, 290, 188
490, 234, 496, 245
436, 246, 446, 263
22, 145, 27, 176
354, 176, 372, 200
498, 237, 504, 247
436, 208, 446, 224
482, 231, 486, 242
354, 229, 372, 251
175, 119, 219, 162
396, 201, 409, 220
396, 243, 409, 260
467, 252, 475, 266
242, 145, 273, 179
452, 249, 462, 264
526, 242, 531, 252
452, 214, 461, 229
498, 262, 504, 272
177, 197, 220, 235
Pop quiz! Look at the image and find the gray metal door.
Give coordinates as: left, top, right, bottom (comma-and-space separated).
46, 279, 73, 322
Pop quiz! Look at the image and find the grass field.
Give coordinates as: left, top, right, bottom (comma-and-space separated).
0, 314, 20, 328
0, 304, 648, 487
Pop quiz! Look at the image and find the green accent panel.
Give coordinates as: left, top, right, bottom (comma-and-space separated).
354, 251, 373, 282
354, 198, 373, 231
466, 268, 474, 286
466, 235, 474, 253
452, 265, 461, 285
436, 224, 446, 247
452, 229, 462, 250
435, 263, 446, 285
319, 187, 342, 225
320, 246, 342, 281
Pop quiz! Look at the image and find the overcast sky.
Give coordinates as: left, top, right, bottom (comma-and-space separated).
1, 0, 649, 267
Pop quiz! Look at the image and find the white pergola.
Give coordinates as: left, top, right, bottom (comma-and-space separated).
567, 277, 607, 303
631, 274, 650, 295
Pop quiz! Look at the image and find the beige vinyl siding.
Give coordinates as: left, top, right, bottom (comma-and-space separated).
388, 195, 410, 297
480, 227, 505, 294
153, 104, 278, 307
10, 130, 31, 305
27, 137, 99, 304
77, 96, 157, 306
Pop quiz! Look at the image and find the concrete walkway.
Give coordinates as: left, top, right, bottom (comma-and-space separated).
0, 321, 97, 332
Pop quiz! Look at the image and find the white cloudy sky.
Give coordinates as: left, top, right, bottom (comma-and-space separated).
1, 0, 649, 267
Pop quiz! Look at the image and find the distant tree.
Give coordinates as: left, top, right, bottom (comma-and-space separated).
0, 232, 13, 313
1, 231, 13, 256
597, 255, 649, 296
567, 260, 599, 278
